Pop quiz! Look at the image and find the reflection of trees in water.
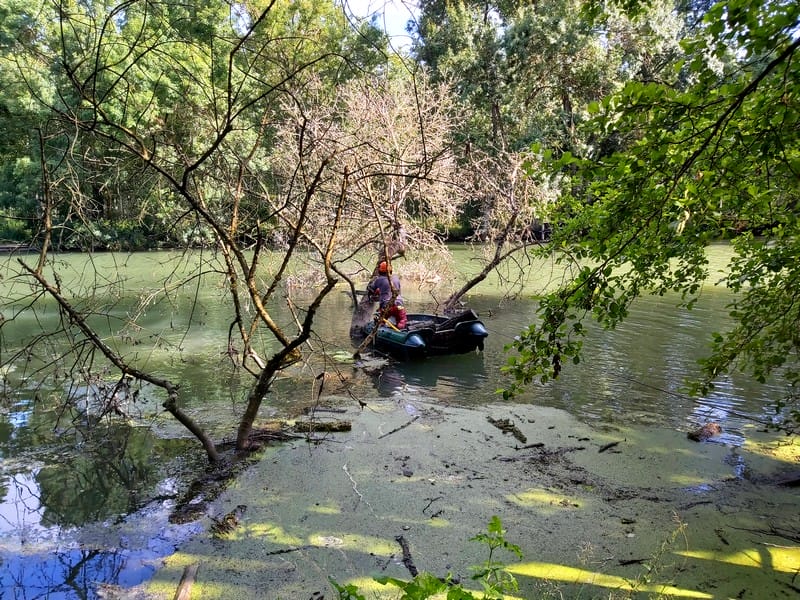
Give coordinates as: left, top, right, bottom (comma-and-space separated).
0, 413, 181, 597
0, 397, 36, 454
1, 546, 130, 599
36, 423, 161, 528
0, 417, 12, 502
0, 413, 196, 599
0, 385, 192, 551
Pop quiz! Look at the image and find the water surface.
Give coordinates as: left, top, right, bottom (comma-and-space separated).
0, 246, 788, 598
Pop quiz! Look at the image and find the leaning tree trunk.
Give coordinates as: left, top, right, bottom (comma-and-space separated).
21, 261, 224, 462
441, 209, 524, 313
350, 292, 377, 337
349, 226, 406, 337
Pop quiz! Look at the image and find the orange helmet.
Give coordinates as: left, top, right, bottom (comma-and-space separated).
378, 261, 389, 274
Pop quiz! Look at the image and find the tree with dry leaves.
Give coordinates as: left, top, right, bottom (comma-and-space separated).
266, 74, 473, 329
0, 0, 400, 462
0, 0, 477, 463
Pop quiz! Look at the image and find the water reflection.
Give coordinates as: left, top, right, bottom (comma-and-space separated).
345, 285, 789, 441
0, 390, 203, 599
369, 352, 487, 399
1, 471, 49, 547
1, 501, 201, 599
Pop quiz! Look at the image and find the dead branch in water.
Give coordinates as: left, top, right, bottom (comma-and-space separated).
379, 416, 420, 439
395, 535, 419, 577
598, 440, 623, 453
173, 563, 199, 600
293, 419, 352, 433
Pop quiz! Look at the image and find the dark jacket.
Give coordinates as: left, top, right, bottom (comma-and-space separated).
367, 274, 401, 308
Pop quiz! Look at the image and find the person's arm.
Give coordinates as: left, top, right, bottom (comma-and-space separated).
391, 275, 401, 294
366, 279, 379, 301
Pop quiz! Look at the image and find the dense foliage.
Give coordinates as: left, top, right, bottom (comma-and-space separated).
0, 0, 389, 250
503, 0, 800, 430
412, 0, 685, 154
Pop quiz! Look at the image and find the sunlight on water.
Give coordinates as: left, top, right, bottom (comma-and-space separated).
675, 546, 800, 572
506, 561, 713, 598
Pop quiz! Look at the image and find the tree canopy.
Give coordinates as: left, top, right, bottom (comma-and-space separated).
502, 0, 800, 431
412, 0, 686, 153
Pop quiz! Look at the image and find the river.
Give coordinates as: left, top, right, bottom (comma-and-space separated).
0, 245, 790, 598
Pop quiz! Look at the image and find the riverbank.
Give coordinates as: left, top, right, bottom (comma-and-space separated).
136, 397, 799, 599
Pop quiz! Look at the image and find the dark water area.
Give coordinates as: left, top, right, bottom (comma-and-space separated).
0, 247, 790, 598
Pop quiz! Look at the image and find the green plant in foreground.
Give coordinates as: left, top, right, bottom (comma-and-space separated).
331, 516, 523, 599
625, 512, 689, 597
468, 515, 524, 598
329, 580, 368, 600
331, 515, 692, 599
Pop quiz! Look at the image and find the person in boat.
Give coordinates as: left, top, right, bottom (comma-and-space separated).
384, 296, 408, 329
366, 260, 401, 310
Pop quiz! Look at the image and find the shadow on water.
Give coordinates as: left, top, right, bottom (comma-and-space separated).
368, 351, 488, 400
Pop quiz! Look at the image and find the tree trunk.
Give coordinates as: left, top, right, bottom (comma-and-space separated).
163, 390, 221, 462
235, 343, 305, 451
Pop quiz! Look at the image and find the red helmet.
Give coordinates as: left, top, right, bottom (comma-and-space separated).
378, 261, 389, 274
